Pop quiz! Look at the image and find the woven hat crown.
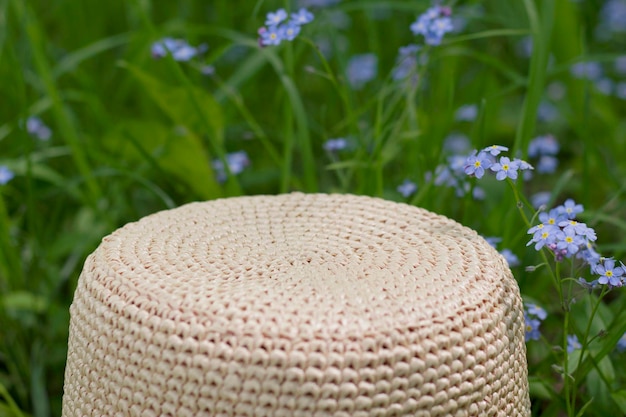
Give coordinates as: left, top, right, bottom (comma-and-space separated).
63, 193, 530, 416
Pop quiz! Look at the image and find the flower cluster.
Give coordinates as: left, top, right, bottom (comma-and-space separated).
527, 199, 596, 260
464, 145, 533, 181
258, 8, 314, 46
151, 38, 208, 61
410, 6, 454, 46
524, 303, 547, 342
212, 151, 250, 183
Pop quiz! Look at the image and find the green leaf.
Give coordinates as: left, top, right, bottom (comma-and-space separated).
103, 119, 222, 199
119, 61, 224, 149
1, 292, 47, 313
611, 390, 626, 413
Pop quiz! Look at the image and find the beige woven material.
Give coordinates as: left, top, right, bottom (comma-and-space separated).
63, 193, 530, 417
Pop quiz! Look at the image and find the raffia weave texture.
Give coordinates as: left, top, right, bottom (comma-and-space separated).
63, 193, 530, 417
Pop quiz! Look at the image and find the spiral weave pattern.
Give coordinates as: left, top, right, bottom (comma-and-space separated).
63, 193, 530, 417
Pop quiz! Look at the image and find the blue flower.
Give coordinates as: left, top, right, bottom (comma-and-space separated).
151, 38, 207, 61
259, 8, 314, 46
397, 179, 417, 198
0, 166, 14, 185
392, 44, 421, 81
490, 156, 520, 180
323, 138, 348, 152
531, 191, 552, 209
570, 61, 603, 80
282, 21, 301, 41
346, 53, 378, 89
482, 144, 508, 156
26, 116, 52, 141
594, 258, 624, 287
526, 304, 548, 320
464, 151, 492, 179
537, 155, 558, 174
500, 249, 520, 267
455, 104, 478, 122
266, 8, 288, 26
555, 228, 585, 257
567, 335, 582, 353
525, 314, 542, 341
528, 134, 559, 157
410, 6, 454, 46
527, 226, 558, 251
291, 8, 314, 25
260, 25, 285, 46
556, 199, 584, 219
212, 151, 250, 183
539, 209, 567, 228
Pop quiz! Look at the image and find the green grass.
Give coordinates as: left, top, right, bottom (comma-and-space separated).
1, 0, 626, 415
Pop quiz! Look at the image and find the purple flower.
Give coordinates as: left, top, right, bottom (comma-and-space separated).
539, 208, 567, 228
464, 151, 492, 179
397, 179, 417, 198
490, 156, 520, 180
0, 166, 14, 185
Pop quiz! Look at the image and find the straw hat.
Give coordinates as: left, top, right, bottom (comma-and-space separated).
63, 193, 530, 416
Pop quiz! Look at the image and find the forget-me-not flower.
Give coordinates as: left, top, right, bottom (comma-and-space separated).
490, 156, 520, 180
323, 138, 349, 152
464, 151, 492, 179
259, 7, 314, 46
346, 53, 378, 89
151, 38, 207, 61
410, 6, 454, 46
567, 335, 582, 353
594, 258, 624, 287
212, 151, 250, 183
397, 179, 417, 198
26, 116, 52, 141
